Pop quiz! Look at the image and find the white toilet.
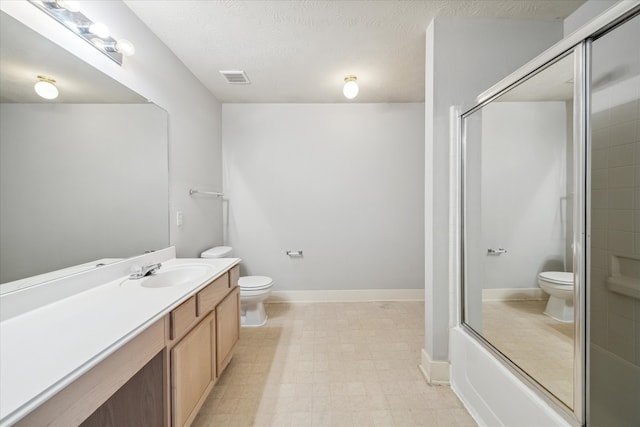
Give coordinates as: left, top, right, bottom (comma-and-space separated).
538, 271, 574, 322
201, 246, 273, 327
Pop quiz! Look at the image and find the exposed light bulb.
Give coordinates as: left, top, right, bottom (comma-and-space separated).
343, 76, 358, 99
91, 38, 105, 49
89, 22, 110, 38
115, 39, 135, 56
34, 76, 59, 100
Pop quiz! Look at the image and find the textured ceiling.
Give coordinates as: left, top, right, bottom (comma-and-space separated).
124, 0, 586, 103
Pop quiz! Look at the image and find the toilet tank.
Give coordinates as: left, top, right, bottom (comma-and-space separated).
200, 246, 233, 258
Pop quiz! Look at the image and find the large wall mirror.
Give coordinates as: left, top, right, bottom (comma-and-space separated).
0, 11, 169, 291
461, 50, 578, 410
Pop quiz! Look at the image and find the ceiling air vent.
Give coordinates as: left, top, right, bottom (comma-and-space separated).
219, 70, 251, 84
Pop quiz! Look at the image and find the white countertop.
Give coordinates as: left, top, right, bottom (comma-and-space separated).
0, 259, 121, 295
0, 255, 240, 425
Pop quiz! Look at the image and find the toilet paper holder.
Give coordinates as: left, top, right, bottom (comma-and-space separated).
487, 248, 507, 255
286, 250, 303, 257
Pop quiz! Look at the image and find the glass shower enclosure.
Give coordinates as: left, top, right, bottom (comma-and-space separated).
459, 7, 639, 426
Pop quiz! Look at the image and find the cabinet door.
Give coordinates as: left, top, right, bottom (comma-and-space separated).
216, 286, 240, 376
171, 313, 215, 427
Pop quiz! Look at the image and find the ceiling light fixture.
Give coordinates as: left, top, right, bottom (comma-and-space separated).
43, 0, 80, 12
87, 22, 110, 39
56, 0, 79, 12
115, 39, 136, 57
343, 75, 359, 99
34, 76, 59, 100
102, 39, 136, 57
28, 0, 135, 66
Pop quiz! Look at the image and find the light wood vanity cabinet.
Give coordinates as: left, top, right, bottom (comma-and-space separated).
169, 265, 240, 427
10, 265, 240, 427
171, 312, 216, 427
216, 286, 240, 375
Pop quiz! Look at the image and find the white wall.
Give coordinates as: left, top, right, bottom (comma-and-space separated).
424, 17, 564, 361
222, 103, 424, 291
1, 1, 224, 258
0, 104, 168, 282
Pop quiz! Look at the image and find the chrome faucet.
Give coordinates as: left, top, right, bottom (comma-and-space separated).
129, 263, 162, 279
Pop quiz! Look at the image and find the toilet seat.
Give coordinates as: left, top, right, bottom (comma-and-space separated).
239, 276, 273, 291
539, 271, 573, 286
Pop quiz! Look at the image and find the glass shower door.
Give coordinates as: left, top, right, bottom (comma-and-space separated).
462, 51, 578, 410
588, 13, 640, 426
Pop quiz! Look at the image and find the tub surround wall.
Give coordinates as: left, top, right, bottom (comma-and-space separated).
424, 17, 564, 365
589, 15, 640, 424
591, 99, 640, 356
222, 103, 424, 293
0, 1, 224, 258
590, 54, 640, 366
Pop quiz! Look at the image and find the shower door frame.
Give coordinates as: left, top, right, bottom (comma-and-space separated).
459, 46, 586, 425
457, 3, 640, 426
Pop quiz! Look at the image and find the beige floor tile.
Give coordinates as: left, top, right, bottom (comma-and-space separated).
193, 302, 476, 426
310, 410, 332, 426
251, 412, 274, 427
290, 411, 313, 427
483, 300, 574, 406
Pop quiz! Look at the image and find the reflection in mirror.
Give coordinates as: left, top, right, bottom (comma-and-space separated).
462, 51, 576, 408
0, 11, 169, 291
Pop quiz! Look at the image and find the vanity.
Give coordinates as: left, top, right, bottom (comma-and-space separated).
0, 247, 240, 427
0, 6, 238, 426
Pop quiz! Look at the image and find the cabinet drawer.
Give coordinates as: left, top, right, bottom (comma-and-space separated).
229, 265, 239, 288
170, 296, 196, 340
197, 273, 230, 316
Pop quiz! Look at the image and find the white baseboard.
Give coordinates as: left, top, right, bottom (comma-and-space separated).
482, 287, 546, 302
419, 348, 450, 385
266, 289, 424, 303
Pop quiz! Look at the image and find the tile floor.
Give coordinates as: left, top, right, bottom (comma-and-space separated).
483, 299, 574, 407
193, 301, 477, 426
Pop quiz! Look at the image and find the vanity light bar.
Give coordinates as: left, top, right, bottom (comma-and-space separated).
28, 0, 127, 65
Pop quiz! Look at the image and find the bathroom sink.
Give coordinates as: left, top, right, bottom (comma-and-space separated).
121, 264, 214, 288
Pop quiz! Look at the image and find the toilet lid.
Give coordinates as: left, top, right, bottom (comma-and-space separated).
201, 246, 232, 258
239, 276, 273, 290
539, 271, 573, 285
